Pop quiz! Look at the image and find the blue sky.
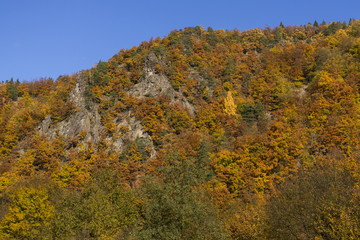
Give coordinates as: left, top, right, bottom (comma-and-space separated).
1, 0, 360, 82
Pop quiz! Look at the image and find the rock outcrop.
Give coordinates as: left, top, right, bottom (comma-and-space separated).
108, 112, 156, 158
38, 74, 155, 156
129, 52, 195, 115
38, 75, 102, 145
38, 51, 197, 158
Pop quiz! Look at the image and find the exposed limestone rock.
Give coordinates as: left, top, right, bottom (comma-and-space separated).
38, 115, 52, 135
38, 51, 199, 158
130, 70, 175, 98
38, 74, 156, 158
108, 111, 156, 158
38, 75, 102, 145
69, 75, 87, 109
294, 85, 308, 98
129, 52, 195, 115
188, 68, 203, 81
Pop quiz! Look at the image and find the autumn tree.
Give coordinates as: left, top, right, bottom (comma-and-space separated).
136, 152, 227, 239
50, 169, 141, 239
264, 162, 358, 239
0, 187, 54, 239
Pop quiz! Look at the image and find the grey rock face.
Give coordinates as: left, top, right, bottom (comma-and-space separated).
130, 71, 175, 98
38, 73, 156, 157
129, 52, 195, 115
294, 85, 308, 98
109, 112, 156, 158
69, 76, 87, 109
38, 75, 102, 144
38, 51, 195, 158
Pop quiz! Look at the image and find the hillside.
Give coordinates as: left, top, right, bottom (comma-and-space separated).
1, 20, 360, 239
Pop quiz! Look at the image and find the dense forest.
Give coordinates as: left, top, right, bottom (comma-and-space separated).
1, 19, 360, 239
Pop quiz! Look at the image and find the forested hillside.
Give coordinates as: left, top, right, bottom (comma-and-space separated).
1, 19, 360, 239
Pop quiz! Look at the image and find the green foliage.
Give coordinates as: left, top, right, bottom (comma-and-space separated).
151, 44, 166, 57
92, 60, 109, 86
136, 152, 227, 239
50, 169, 141, 239
323, 22, 344, 36
237, 101, 265, 124
264, 163, 358, 239
196, 137, 211, 178
6, 79, 19, 101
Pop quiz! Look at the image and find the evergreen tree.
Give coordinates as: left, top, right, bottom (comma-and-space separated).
92, 60, 108, 86
349, 17, 356, 25
7, 78, 18, 101
195, 137, 213, 182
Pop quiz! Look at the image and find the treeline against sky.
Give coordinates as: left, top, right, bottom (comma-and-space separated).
1, 19, 360, 239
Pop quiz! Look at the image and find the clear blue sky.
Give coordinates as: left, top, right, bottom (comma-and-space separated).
1, 0, 359, 82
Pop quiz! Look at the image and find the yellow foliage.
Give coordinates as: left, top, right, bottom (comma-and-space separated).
212, 150, 248, 195
223, 91, 237, 116
316, 71, 335, 88
52, 160, 89, 188
126, 143, 143, 163
102, 112, 116, 134
326, 29, 349, 48
0, 187, 54, 239
15, 150, 36, 177
213, 128, 225, 143
196, 108, 219, 134
270, 45, 283, 54
0, 172, 18, 193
